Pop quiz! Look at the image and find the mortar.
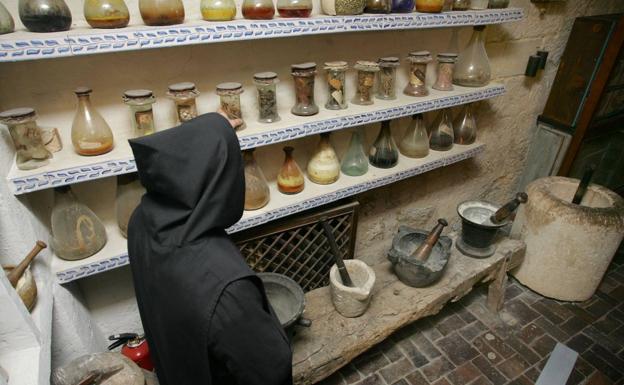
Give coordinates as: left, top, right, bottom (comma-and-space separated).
456, 200, 508, 258
387, 226, 451, 287
330, 260, 376, 318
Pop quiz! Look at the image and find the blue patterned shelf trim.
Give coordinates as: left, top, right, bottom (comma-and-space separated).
0, 9, 523, 62
54, 143, 484, 283
9, 86, 503, 195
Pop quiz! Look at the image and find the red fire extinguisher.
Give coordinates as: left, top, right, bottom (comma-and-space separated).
108, 333, 154, 371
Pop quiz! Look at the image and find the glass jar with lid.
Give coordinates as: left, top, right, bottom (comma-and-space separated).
377, 56, 400, 100
139, 0, 185, 25
123, 89, 156, 138
19, 0, 72, 32
84, 0, 129, 28
454, 26, 491, 87
71, 87, 114, 156
253, 72, 280, 123
415, 0, 444, 12
0, 108, 52, 170
364, 0, 391, 13
432, 53, 458, 92
277, 0, 312, 17
242, 0, 275, 19
291, 62, 319, 116
353, 61, 379, 106
324, 61, 348, 110
404, 51, 432, 97
167, 82, 200, 124
216, 82, 245, 130
201, 0, 236, 20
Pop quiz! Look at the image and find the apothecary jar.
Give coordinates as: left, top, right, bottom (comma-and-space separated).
201, 0, 236, 21
242, 0, 275, 19
404, 51, 432, 97
291, 62, 319, 116
0, 108, 52, 170
324, 61, 348, 110
353, 61, 380, 106
216, 82, 245, 129
377, 56, 400, 100
139, 0, 185, 26
123, 89, 156, 137
253, 72, 281, 123
19, 0, 72, 32
321, 0, 365, 15
432, 53, 458, 92
167, 82, 200, 123
84, 0, 130, 29
71, 87, 115, 156
277, 0, 312, 17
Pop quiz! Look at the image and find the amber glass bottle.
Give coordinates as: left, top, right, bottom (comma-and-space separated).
277, 146, 304, 194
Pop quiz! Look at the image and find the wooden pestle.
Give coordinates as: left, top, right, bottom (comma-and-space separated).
572, 165, 595, 205
411, 219, 448, 262
320, 217, 354, 287
490, 192, 528, 224
7, 240, 47, 288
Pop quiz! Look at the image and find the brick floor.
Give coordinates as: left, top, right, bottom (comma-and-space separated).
316, 253, 624, 385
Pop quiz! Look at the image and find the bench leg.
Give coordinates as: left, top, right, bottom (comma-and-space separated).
487, 257, 509, 313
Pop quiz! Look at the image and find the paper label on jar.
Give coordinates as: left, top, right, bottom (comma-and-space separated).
410, 69, 426, 86
135, 110, 154, 134
331, 90, 344, 104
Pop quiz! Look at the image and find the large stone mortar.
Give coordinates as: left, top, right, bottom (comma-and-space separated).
330, 260, 376, 318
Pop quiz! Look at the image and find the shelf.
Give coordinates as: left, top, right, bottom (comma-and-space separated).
52, 141, 484, 283
0, 9, 523, 63
8, 83, 504, 195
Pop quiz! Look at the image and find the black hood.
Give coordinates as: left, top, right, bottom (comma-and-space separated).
128, 113, 244, 245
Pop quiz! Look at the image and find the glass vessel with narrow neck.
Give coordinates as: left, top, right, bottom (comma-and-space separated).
116, 174, 145, 238
429, 109, 454, 151
19, 0, 72, 32
469, 0, 488, 9
453, 104, 477, 144
71, 87, 114, 156
0, 108, 52, 170
324, 61, 348, 110
84, 0, 129, 28
216, 82, 245, 130
51, 186, 107, 261
454, 26, 491, 87
488, 0, 509, 8
415, 0, 444, 12
391, 0, 414, 12
404, 51, 432, 97
242, 0, 275, 19
291, 62, 319, 116
364, 0, 391, 13
0, 2, 15, 34
201, 0, 236, 20
167, 82, 199, 123
243, 149, 270, 210
341, 129, 368, 176
377, 57, 400, 100
353, 61, 379, 105
278, 146, 304, 194
307, 133, 340, 185
139, 0, 185, 26
451, 0, 468, 10
123, 89, 156, 137
254, 72, 280, 123
399, 114, 429, 158
277, 0, 312, 17
369, 120, 398, 169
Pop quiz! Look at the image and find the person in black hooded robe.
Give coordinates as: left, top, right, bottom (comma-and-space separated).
127, 112, 293, 385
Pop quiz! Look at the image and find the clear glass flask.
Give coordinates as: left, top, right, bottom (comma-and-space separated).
84, 0, 129, 28
377, 57, 400, 100
369, 120, 398, 169
0, 108, 52, 170
242, 0, 275, 19
454, 26, 491, 87
243, 149, 270, 210
432, 53, 458, 92
324, 61, 348, 110
399, 114, 429, 158
216, 82, 245, 130
254, 72, 280, 123
277, 146, 304, 194
139, 0, 185, 26
451, 0, 469, 10
291, 62, 319, 116
307, 132, 340, 185
353, 61, 379, 106
429, 109, 454, 151
277, 0, 312, 17
167, 82, 200, 124
488, 0, 509, 8
469, 0, 488, 9
391, 0, 414, 12
201, 0, 236, 20
341, 128, 368, 177
453, 104, 477, 144
415, 0, 444, 12
404, 51, 432, 97
19, 0, 72, 32
0, 2, 15, 34
123, 89, 156, 137
116, 174, 145, 238
71, 87, 114, 156
364, 0, 391, 13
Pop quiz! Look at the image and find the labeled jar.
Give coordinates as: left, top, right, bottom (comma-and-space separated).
432, 53, 458, 92
353, 60, 379, 106
19, 0, 72, 32
291, 62, 319, 116
242, 0, 275, 19
84, 0, 130, 28
201, 0, 236, 20
253, 72, 280, 123
324, 61, 348, 110
216, 82, 245, 130
139, 0, 185, 26
377, 56, 400, 100
123, 89, 156, 137
0, 108, 52, 170
167, 82, 199, 124
404, 51, 432, 97
415, 0, 444, 12
71, 87, 114, 156
364, 0, 391, 13
277, 0, 312, 17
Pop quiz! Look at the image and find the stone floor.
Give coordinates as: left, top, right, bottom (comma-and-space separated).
316, 254, 624, 385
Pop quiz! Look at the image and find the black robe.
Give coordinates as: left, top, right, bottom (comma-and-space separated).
127, 113, 293, 385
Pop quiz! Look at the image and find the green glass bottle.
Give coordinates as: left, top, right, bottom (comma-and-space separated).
341, 129, 368, 177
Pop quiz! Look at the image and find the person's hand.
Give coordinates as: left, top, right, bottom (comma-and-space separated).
217, 108, 243, 128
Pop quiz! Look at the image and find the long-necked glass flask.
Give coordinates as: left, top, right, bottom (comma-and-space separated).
71, 87, 114, 156
454, 25, 491, 87
399, 114, 429, 158
369, 120, 398, 169
429, 109, 454, 151
453, 104, 477, 144
307, 133, 340, 185
19, 0, 72, 32
341, 129, 368, 177
243, 149, 270, 210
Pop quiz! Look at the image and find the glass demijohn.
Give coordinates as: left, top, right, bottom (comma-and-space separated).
0, 2, 15, 34
453, 104, 477, 144
454, 26, 491, 87
242, 0, 275, 19
324, 61, 348, 110
216, 82, 245, 130
123, 89, 156, 138
0, 108, 52, 170
243, 149, 270, 210
277, 0, 312, 17
404, 51, 432, 97
167, 82, 200, 123
139, 0, 185, 26
432, 53, 458, 92
116, 174, 145, 238
353, 61, 380, 106
51, 186, 107, 261
341, 129, 369, 177
254, 72, 280, 123
369, 120, 398, 169
415, 0, 444, 12
429, 109, 454, 151
399, 114, 429, 158
84, 0, 129, 28
201, 0, 236, 20
377, 57, 400, 100
71, 87, 114, 156
364, 0, 391, 13
291, 62, 319, 116
277, 146, 304, 194
307, 133, 340, 185
19, 0, 72, 32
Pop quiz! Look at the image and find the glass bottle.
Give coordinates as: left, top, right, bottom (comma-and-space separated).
429, 109, 454, 151
324, 61, 348, 110
243, 149, 270, 210
364, 0, 390, 13
277, 0, 312, 17
399, 114, 429, 158
71, 87, 114, 156
201, 0, 236, 21
139, 0, 185, 26
454, 26, 491, 87
488, 0, 509, 8
253, 72, 280, 123
307, 132, 340, 185
451, 0, 469, 10
404, 51, 432, 97
369, 120, 398, 169
0, 2, 15, 34
18, 0, 72, 32
432, 53, 458, 92
415, 0, 444, 12
51, 186, 107, 261
469, 0, 488, 9
0, 108, 52, 170
116, 174, 145, 238
377, 57, 400, 100
166, 82, 200, 124
453, 104, 477, 145
341, 128, 368, 177
216, 82, 245, 130
84, 0, 129, 28
353, 61, 379, 106
391, 0, 414, 12
242, 0, 275, 19
122, 89, 156, 138
291, 62, 319, 116
277, 146, 304, 194
321, 0, 366, 15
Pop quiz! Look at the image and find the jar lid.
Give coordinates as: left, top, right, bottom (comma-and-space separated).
407, 51, 432, 63
379, 56, 400, 67
0, 107, 36, 120
354, 60, 380, 71
408, 50, 431, 57
74, 86, 93, 95
123, 89, 153, 99
324, 61, 348, 70
437, 52, 458, 62
168, 82, 196, 92
291, 62, 317, 71
253, 71, 278, 81
216, 82, 244, 95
